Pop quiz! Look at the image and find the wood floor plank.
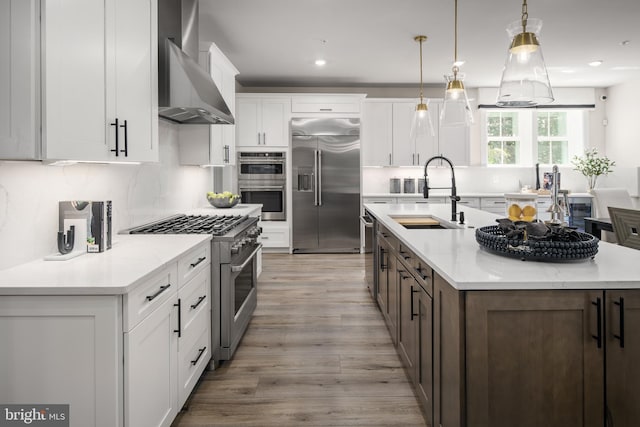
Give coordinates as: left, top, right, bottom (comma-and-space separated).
172, 253, 426, 426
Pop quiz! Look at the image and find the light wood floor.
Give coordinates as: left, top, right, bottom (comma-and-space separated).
172, 253, 426, 426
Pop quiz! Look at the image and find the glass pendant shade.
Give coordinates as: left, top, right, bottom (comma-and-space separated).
497, 18, 554, 107
410, 102, 435, 139
441, 73, 473, 127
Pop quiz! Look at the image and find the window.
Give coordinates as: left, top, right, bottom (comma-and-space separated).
482, 109, 586, 166
487, 111, 520, 165
537, 111, 568, 164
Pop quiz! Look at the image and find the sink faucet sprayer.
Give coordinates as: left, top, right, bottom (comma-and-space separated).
423, 155, 461, 223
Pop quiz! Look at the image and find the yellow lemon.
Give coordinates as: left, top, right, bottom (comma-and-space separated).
522, 215, 535, 222
508, 215, 521, 222
522, 205, 537, 217
508, 204, 522, 218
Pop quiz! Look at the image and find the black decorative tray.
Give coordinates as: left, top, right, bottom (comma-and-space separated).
475, 225, 599, 262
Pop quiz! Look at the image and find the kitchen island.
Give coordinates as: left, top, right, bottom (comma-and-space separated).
365, 203, 640, 427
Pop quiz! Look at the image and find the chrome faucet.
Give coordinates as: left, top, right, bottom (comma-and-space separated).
423, 155, 460, 222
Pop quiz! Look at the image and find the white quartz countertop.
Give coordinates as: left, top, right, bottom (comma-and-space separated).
0, 235, 212, 295
186, 203, 262, 216
364, 203, 640, 291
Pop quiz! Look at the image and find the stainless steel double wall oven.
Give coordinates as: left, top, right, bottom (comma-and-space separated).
237, 152, 286, 221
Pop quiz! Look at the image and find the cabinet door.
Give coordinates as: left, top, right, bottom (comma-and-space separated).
42, 0, 157, 162
397, 269, 418, 378
42, 0, 109, 161
261, 98, 290, 146
465, 290, 604, 427
236, 98, 261, 147
387, 255, 399, 345
0, 0, 40, 160
209, 48, 237, 165
433, 273, 465, 427
113, 0, 158, 162
125, 296, 178, 427
0, 296, 121, 427
376, 238, 389, 318
362, 102, 393, 166
436, 101, 470, 166
392, 102, 417, 166
416, 284, 434, 427
606, 290, 640, 426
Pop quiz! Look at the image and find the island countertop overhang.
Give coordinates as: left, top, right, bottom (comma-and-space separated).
364, 203, 640, 291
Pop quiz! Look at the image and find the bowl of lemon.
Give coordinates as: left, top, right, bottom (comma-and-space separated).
207, 191, 240, 208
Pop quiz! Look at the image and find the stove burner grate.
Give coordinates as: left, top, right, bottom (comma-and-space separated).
129, 215, 246, 236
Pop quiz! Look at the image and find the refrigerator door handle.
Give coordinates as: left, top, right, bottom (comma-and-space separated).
317, 149, 322, 206
314, 149, 319, 206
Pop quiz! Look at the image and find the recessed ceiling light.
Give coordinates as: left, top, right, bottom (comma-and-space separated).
621, 40, 631, 46
453, 60, 465, 67
588, 60, 604, 67
315, 59, 326, 66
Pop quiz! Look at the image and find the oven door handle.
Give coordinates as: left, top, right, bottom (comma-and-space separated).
360, 215, 374, 228
230, 243, 263, 273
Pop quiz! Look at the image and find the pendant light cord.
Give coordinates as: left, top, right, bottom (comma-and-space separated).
453, 0, 459, 77
521, 0, 529, 32
418, 37, 424, 103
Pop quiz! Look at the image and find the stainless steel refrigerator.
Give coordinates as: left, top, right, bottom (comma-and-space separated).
292, 118, 361, 253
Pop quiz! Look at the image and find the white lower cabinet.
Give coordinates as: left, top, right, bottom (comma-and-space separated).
0, 296, 122, 427
125, 295, 179, 427
260, 221, 290, 248
0, 241, 211, 427
176, 267, 211, 408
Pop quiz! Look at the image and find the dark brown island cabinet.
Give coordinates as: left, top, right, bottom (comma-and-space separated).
374, 222, 640, 427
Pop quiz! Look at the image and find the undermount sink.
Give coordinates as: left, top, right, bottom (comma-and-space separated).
390, 215, 463, 230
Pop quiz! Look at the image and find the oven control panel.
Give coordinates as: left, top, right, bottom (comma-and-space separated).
231, 226, 262, 255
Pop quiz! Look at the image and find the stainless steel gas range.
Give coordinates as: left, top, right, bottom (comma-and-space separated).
127, 214, 262, 363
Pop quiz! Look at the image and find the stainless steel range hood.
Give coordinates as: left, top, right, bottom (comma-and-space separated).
158, 0, 234, 124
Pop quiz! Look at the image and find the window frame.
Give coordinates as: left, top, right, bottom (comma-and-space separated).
481, 109, 586, 167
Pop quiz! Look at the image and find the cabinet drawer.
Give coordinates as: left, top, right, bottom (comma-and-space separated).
124, 265, 178, 331
178, 324, 211, 408
409, 197, 447, 204
413, 260, 433, 297
291, 96, 361, 113
179, 268, 210, 340
457, 197, 480, 209
177, 242, 211, 288
363, 197, 396, 204
260, 223, 290, 248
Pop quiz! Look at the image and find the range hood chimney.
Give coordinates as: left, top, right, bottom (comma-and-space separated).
158, 0, 234, 124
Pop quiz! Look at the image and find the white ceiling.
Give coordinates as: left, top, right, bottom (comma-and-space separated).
199, 0, 640, 89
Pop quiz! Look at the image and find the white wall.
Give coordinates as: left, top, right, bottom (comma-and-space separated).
598, 79, 640, 196
0, 121, 214, 270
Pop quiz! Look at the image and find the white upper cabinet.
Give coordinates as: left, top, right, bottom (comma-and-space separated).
179, 42, 238, 166
362, 98, 469, 167
362, 102, 393, 166
392, 101, 439, 167
291, 95, 362, 114
236, 96, 291, 147
0, 0, 40, 160
432, 100, 470, 166
41, 0, 158, 162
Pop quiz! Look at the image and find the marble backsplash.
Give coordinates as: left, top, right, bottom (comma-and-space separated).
362, 165, 638, 196
0, 121, 213, 270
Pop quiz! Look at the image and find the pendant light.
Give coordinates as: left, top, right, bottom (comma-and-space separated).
410, 35, 435, 140
441, 0, 473, 127
496, 0, 553, 107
